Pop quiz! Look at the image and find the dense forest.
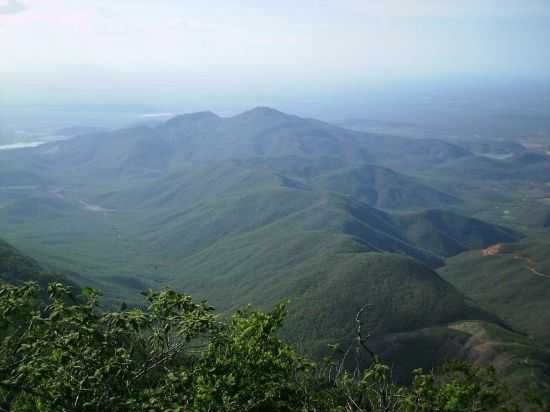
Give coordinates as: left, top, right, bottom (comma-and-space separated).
1, 107, 550, 410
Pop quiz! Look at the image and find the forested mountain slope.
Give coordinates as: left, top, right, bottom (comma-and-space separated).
0, 107, 546, 394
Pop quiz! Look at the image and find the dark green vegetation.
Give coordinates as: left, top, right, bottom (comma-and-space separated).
1, 281, 544, 411
394, 210, 519, 258
440, 239, 550, 345
0, 238, 71, 289
0, 107, 549, 401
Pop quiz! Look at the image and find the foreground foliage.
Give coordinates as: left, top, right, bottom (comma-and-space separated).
0, 282, 544, 411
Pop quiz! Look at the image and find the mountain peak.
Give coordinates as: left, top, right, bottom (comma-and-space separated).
234, 106, 292, 121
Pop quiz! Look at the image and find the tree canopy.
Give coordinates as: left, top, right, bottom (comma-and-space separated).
0, 282, 543, 411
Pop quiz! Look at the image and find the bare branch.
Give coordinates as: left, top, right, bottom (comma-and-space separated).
355, 303, 376, 361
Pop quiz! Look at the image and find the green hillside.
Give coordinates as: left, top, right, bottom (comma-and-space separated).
0, 168, 519, 304
439, 239, 550, 345
0, 196, 78, 223
97, 157, 460, 213
282, 253, 494, 347
0, 238, 70, 288
0, 238, 42, 279
133, 187, 516, 269
136, 229, 549, 392
372, 320, 550, 394
395, 209, 520, 258
161, 226, 498, 354
311, 164, 459, 210
97, 160, 300, 211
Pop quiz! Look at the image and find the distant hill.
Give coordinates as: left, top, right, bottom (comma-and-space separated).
54, 125, 106, 138
454, 139, 526, 157
434, 151, 550, 182
433, 156, 514, 181
0, 107, 472, 184
335, 118, 464, 142
310, 164, 460, 210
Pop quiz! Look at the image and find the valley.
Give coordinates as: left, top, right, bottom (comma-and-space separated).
1, 107, 549, 398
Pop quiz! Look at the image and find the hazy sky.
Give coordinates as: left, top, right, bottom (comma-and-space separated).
1, 0, 550, 113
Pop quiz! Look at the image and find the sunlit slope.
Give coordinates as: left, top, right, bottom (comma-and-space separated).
134, 187, 516, 270
96, 160, 304, 211
439, 239, 550, 345
166, 233, 495, 346
96, 157, 461, 214
137, 188, 441, 266
125, 187, 520, 347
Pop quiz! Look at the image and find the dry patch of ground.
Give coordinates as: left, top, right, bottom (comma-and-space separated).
481, 244, 503, 256
481, 244, 550, 279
